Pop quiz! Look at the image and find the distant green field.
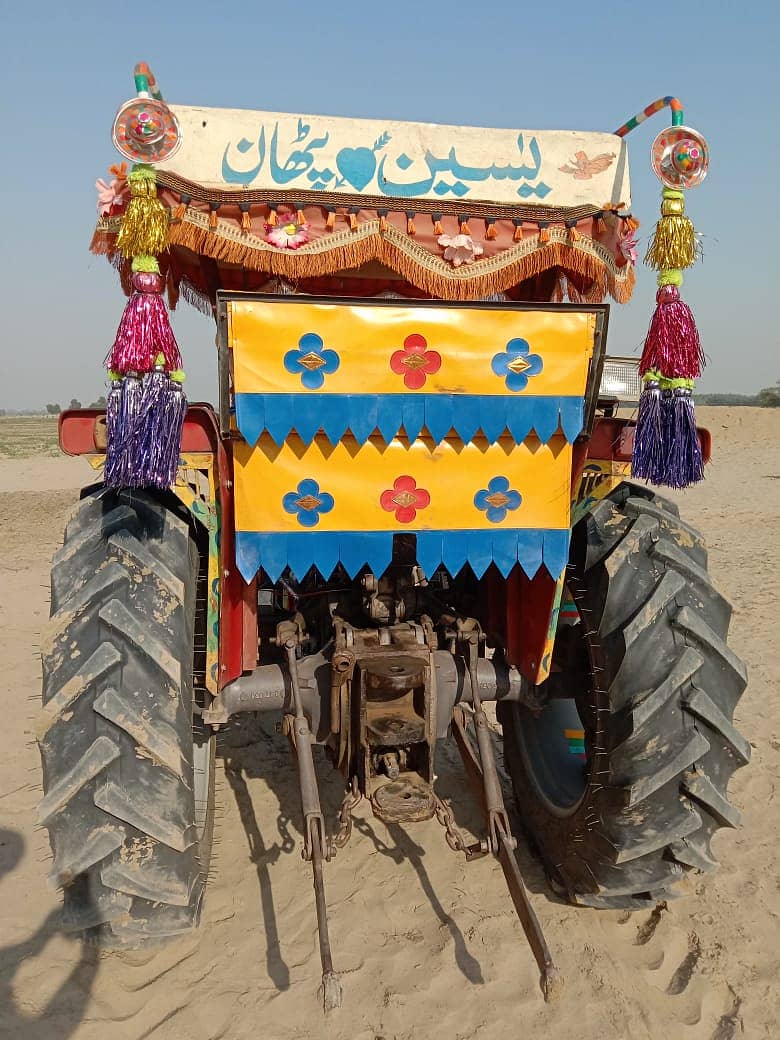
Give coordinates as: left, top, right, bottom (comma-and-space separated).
0, 416, 61, 458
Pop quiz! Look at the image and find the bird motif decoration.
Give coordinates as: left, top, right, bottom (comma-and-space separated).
558, 151, 617, 179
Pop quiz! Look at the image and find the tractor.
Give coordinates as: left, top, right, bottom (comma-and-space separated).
39, 65, 749, 1008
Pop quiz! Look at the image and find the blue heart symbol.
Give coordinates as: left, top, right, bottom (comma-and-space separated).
336, 147, 377, 191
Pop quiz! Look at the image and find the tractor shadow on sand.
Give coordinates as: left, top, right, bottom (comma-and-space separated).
0, 827, 100, 1040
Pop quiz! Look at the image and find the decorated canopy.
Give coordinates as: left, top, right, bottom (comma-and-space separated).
97, 72, 711, 497
93, 103, 638, 307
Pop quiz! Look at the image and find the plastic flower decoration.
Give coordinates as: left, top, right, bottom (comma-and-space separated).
437, 233, 483, 267
266, 214, 310, 250
95, 163, 129, 216
109, 162, 128, 184
620, 229, 639, 265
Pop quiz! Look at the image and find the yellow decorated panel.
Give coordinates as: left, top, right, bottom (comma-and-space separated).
229, 299, 596, 398
234, 433, 572, 534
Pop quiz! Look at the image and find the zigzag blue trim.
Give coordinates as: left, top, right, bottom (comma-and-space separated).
234, 394, 584, 447
235, 529, 571, 584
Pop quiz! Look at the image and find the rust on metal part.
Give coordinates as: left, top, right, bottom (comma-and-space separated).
370, 774, 436, 823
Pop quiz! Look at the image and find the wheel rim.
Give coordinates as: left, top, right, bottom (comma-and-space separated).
511, 698, 588, 816
509, 577, 597, 817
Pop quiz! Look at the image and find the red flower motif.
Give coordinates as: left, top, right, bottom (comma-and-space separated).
390, 333, 442, 390
380, 475, 431, 524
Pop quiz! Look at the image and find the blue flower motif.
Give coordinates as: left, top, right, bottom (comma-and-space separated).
283, 479, 335, 528
474, 476, 522, 523
491, 338, 543, 392
284, 332, 340, 390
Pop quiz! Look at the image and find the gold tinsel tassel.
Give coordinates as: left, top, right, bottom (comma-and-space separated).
267, 207, 278, 227
379, 212, 389, 232
644, 188, 699, 270
326, 210, 336, 231
349, 211, 359, 231
240, 206, 252, 232
209, 205, 219, 230
538, 224, 550, 244
116, 164, 169, 258
513, 222, 523, 242
460, 219, 470, 235
485, 220, 497, 240
568, 224, 581, 244
432, 215, 443, 236
296, 209, 306, 225
406, 213, 416, 235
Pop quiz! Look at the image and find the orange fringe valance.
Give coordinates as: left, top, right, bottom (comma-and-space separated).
91, 215, 635, 304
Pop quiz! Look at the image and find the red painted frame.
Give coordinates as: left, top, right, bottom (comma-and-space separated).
58, 408, 711, 692
490, 414, 711, 681
59, 404, 250, 690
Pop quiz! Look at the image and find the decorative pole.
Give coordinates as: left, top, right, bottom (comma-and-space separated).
104, 63, 186, 489
615, 98, 710, 488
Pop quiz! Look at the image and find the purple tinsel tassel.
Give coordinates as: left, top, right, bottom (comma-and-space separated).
639, 285, 705, 380
104, 375, 143, 488
662, 387, 704, 489
105, 291, 182, 375
134, 369, 187, 489
103, 380, 122, 485
631, 381, 666, 483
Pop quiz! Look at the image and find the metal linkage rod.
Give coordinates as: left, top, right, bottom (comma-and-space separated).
450, 623, 563, 1002
282, 632, 342, 1011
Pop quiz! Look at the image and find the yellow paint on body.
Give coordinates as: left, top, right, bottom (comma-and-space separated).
234, 432, 572, 534
229, 300, 595, 398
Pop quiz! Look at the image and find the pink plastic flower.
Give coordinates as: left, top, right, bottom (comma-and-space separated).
95, 177, 127, 216
619, 230, 638, 265
437, 233, 483, 267
266, 217, 310, 250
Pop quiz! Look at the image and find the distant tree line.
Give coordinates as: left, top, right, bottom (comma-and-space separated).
44, 396, 107, 415
695, 393, 760, 405
696, 381, 780, 407
4, 383, 779, 417
0, 397, 108, 417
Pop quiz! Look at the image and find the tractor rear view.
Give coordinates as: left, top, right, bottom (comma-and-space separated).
39, 66, 748, 1008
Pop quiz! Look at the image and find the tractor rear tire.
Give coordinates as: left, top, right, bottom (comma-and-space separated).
38, 486, 214, 944
500, 482, 750, 909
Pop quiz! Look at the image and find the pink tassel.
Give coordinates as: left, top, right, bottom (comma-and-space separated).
105, 273, 182, 374
639, 285, 705, 380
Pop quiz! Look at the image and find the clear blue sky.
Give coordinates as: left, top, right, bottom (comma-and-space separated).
2, 0, 777, 407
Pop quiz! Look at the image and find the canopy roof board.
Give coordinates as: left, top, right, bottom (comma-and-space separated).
94, 100, 638, 306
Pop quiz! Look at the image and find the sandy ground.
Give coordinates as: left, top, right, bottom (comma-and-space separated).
1, 407, 778, 1040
